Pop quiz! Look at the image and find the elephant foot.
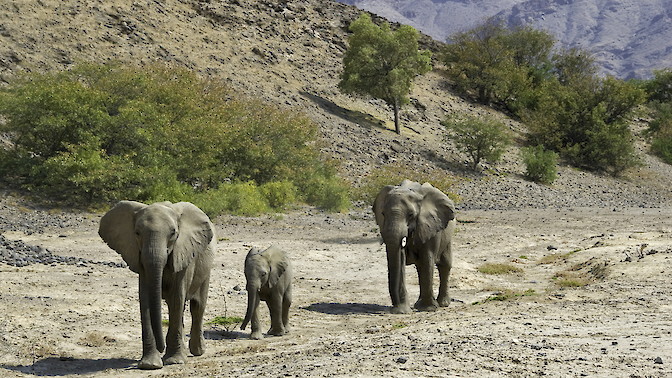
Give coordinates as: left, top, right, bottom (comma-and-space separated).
138, 353, 163, 370
250, 331, 264, 340
390, 304, 412, 314
163, 351, 187, 365
414, 298, 439, 312
267, 327, 286, 336
438, 296, 451, 307
189, 336, 205, 356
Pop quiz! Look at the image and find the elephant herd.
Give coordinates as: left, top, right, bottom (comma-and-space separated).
98, 180, 455, 370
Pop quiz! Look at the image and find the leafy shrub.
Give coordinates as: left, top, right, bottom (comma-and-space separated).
524, 77, 643, 176
355, 162, 459, 204
521, 145, 558, 184
0, 62, 350, 212
443, 114, 512, 171
301, 165, 351, 213
259, 181, 297, 210
646, 102, 672, 164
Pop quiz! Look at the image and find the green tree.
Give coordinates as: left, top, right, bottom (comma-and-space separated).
443, 114, 511, 171
339, 13, 432, 134
644, 68, 672, 103
441, 19, 555, 111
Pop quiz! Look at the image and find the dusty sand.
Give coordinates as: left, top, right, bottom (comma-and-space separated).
1, 202, 671, 377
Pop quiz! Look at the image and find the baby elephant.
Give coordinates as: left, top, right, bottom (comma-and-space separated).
241, 246, 292, 339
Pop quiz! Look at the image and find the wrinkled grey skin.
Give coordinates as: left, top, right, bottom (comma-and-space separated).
99, 201, 215, 370
241, 246, 292, 340
373, 180, 456, 314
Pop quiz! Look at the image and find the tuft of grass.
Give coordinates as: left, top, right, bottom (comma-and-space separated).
553, 272, 591, 287
472, 289, 536, 305
477, 262, 524, 275
392, 322, 407, 329
538, 249, 581, 265
208, 316, 244, 326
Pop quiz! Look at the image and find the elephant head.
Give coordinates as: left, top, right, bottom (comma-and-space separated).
241, 247, 287, 332
373, 180, 455, 312
98, 200, 214, 358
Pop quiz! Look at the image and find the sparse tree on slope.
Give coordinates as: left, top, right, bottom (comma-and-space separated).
339, 13, 432, 134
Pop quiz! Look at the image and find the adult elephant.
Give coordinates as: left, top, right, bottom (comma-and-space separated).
99, 201, 216, 370
373, 180, 456, 314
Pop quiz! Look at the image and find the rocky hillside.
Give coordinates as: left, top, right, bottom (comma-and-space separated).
338, 0, 672, 79
0, 0, 671, 210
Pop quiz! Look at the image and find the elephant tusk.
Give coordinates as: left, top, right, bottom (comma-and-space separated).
400, 237, 407, 248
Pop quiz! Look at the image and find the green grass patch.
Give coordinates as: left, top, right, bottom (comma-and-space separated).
477, 263, 524, 275
392, 322, 407, 329
207, 316, 244, 326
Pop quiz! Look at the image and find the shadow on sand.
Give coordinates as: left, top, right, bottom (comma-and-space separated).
302, 302, 388, 315
2, 357, 136, 376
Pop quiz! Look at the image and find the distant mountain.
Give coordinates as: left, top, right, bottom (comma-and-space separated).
336, 0, 672, 78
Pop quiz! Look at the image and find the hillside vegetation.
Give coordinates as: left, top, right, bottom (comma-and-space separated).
0, 0, 671, 211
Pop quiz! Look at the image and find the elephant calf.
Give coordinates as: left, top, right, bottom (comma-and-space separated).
373, 180, 456, 314
99, 201, 216, 369
241, 246, 292, 339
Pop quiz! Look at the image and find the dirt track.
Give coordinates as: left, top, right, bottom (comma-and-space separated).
1, 202, 671, 377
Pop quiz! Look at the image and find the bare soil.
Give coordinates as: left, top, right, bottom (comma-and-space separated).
1, 195, 671, 377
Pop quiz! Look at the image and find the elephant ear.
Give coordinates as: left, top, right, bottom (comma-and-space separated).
99, 200, 147, 273
169, 202, 215, 272
416, 183, 456, 244
373, 185, 396, 227
268, 248, 289, 288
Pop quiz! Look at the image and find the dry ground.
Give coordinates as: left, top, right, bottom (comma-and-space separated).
1, 202, 671, 377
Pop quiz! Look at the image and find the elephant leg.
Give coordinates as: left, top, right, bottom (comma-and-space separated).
281, 287, 292, 333
250, 301, 263, 340
387, 248, 411, 314
437, 253, 452, 307
189, 280, 209, 356
414, 250, 438, 312
267, 292, 286, 336
138, 280, 163, 370
164, 283, 188, 365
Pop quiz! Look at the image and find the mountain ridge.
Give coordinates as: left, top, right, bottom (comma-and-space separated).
337, 0, 672, 78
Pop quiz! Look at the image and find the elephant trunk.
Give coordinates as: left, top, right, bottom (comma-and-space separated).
386, 243, 406, 306
144, 238, 167, 353
241, 286, 259, 330
382, 222, 408, 308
